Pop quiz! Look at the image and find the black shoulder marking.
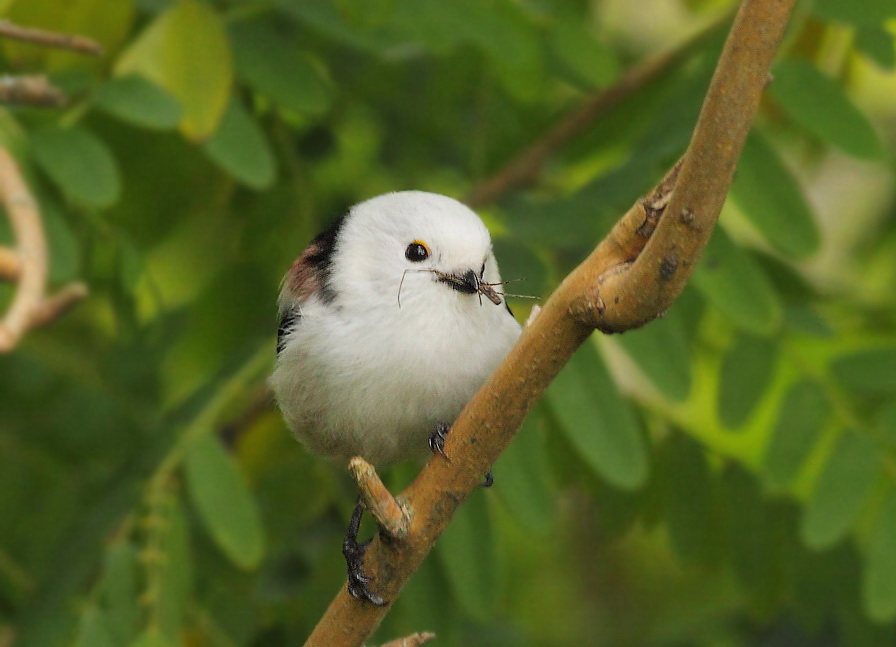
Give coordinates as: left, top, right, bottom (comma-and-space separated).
277, 306, 301, 357
306, 212, 348, 304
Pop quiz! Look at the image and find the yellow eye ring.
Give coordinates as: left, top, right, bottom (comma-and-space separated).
405, 240, 430, 262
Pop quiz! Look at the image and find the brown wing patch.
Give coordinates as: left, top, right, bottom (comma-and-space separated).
286, 242, 323, 300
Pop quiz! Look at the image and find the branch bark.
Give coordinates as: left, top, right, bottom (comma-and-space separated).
0, 19, 105, 108
0, 75, 66, 107
306, 0, 795, 643
0, 19, 103, 55
0, 148, 87, 351
377, 632, 436, 647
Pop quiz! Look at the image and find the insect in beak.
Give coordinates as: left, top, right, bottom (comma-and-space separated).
398, 269, 535, 308
435, 270, 503, 305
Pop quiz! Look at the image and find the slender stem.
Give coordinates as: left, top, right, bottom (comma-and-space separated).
0, 148, 47, 352
377, 633, 436, 647
0, 19, 102, 55
0, 247, 19, 280
29, 282, 89, 329
463, 12, 729, 209
349, 458, 410, 539
0, 75, 66, 107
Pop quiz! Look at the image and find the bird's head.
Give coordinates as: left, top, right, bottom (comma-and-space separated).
329, 191, 505, 310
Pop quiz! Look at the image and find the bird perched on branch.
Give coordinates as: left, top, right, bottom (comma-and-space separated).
270, 191, 521, 604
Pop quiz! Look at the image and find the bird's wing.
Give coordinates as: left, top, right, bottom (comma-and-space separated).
277, 214, 347, 357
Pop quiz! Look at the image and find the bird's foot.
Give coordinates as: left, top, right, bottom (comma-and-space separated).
342, 499, 386, 606
428, 423, 494, 487
428, 422, 451, 460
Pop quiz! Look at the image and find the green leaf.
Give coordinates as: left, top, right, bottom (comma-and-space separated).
128, 628, 176, 647
763, 380, 829, 490
723, 466, 784, 598
493, 410, 555, 535
717, 334, 778, 429
115, 0, 232, 140
155, 495, 192, 639
437, 491, 498, 620
491, 238, 548, 301
831, 346, 896, 394
732, 130, 820, 258
41, 199, 81, 282
856, 27, 896, 69
74, 607, 115, 647
229, 17, 330, 116
691, 227, 781, 336
456, 0, 544, 102
388, 0, 480, 55
660, 434, 721, 565
185, 434, 265, 569
769, 60, 883, 160
99, 542, 140, 645
812, 0, 896, 27
94, 75, 182, 130
800, 433, 880, 550
616, 309, 691, 401
863, 490, 896, 622
546, 340, 648, 490
203, 99, 276, 190
875, 402, 896, 449
30, 127, 121, 208
548, 17, 618, 87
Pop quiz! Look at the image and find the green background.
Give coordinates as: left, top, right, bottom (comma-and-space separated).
2, 0, 896, 645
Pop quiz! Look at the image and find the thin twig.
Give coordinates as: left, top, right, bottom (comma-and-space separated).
0, 75, 66, 107
349, 458, 410, 539
0, 247, 19, 280
463, 12, 730, 209
0, 148, 87, 351
304, 0, 795, 644
378, 632, 436, 647
0, 19, 103, 55
29, 282, 88, 329
0, 147, 47, 352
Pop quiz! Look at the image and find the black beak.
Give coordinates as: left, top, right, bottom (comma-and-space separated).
438, 269, 480, 295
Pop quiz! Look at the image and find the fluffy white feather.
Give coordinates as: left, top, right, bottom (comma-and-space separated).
270, 191, 521, 466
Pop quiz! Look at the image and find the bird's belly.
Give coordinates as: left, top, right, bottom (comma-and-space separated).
273, 303, 518, 466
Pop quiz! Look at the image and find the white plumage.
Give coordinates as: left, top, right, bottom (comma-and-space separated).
270, 191, 521, 467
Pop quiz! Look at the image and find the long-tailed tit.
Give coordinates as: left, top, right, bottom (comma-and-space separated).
270, 191, 521, 604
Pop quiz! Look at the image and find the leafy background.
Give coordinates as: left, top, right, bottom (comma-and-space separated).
1, 0, 896, 645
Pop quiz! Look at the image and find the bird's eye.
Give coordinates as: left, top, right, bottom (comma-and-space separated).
405, 240, 430, 262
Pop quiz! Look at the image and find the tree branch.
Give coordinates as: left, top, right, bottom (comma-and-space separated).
305, 1, 795, 643
0, 247, 19, 280
0, 74, 66, 107
463, 11, 729, 209
0, 19, 105, 108
377, 633, 436, 647
0, 19, 103, 55
349, 458, 411, 539
0, 148, 87, 351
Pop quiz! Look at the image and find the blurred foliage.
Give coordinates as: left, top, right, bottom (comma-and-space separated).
1, 0, 896, 645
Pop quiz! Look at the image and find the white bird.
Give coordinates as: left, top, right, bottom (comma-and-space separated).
270, 190, 521, 603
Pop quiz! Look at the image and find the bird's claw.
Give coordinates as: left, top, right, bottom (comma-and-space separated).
343, 500, 387, 606
429, 424, 494, 487
428, 422, 451, 460
343, 536, 386, 606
